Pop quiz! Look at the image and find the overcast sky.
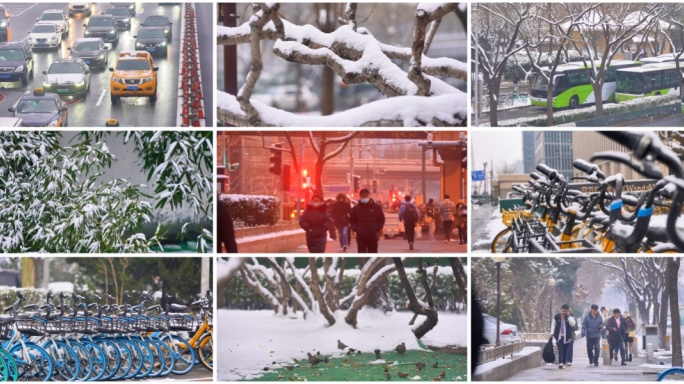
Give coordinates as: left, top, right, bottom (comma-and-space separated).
471, 131, 524, 174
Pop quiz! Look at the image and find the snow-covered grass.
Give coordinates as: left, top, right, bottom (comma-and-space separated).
218, 309, 465, 381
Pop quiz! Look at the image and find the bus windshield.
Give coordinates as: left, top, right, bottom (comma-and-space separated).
617, 72, 644, 94
531, 73, 549, 91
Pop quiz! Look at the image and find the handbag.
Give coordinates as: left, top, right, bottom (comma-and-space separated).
542, 337, 556, 363
628, 330, 636, 338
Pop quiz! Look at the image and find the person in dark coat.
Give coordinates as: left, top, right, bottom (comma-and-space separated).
398, 195, 419, 250
330, 193, 352, 252
550, 304, 577, 369
606, 308, 627, 366
349, 188, 385, 253
299, 194, 335, 253
217, 196, 238, 253
582, 304, 604, 366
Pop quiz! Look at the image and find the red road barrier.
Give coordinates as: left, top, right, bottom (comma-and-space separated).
176, 3, 205, 127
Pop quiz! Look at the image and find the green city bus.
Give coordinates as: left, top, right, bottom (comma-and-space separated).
530, 60, 641, 109
615, 63, 681, 102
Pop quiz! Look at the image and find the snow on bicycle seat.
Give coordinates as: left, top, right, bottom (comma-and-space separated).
169, 303, 187, 312
0, 315, 14, 323
167, 312, 188, 318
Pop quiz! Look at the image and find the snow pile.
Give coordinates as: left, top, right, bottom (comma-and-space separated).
218, 91, 467, 127
218, 309, 465, 381
473, 346, 540, 375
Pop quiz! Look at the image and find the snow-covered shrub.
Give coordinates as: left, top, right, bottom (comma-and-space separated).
495, 93, 680, 127
221, 194, 280, 227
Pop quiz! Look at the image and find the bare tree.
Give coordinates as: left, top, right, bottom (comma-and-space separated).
308, 132, 357, 195
472, 3, 532, 126
667, 258, 682, 367
392, 258, 438, 339
568, 3, 665, 117
218, 3, 467, 127
496, 159, 519, 175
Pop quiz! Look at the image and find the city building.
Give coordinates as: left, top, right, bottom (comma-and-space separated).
522, 131, 535, 174
534, 131, 574, 181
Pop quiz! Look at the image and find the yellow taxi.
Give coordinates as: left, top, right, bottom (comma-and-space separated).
109, 51, 158, 104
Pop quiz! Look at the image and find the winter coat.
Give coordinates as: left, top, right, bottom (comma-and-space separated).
349, 198, 385, 240
551, 313, 577, 344
299, 202, 335, 253
605, 315, 627, 344
398, 202, 419, 224
582, 312, 604, 339
330, 200, 352, 227
439, 199, 456, 222
425, 203, 437, 219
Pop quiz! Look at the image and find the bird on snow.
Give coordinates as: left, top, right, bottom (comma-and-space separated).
349, 348, 357, 353
398, 372, 409, 378
385, 372, 392, 380
440, 370, 446, 378
395, 342, 406, 354
307, 353, 322, 366
431, 361, 439, 368
357, 350, 362, 355
337, 340, 348, 350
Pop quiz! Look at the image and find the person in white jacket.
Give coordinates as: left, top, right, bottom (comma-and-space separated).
550, 304, 577, 369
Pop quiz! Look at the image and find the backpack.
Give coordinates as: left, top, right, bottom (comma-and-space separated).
404, 204, 419, 223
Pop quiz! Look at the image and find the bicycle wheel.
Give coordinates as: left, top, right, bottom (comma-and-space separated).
0, 347, 18, 381
197, 333, 213, 371
151, 338, 174, 377
77, 340, 106, 382
142, 339, 165, 378
42, 340, 79, 381
9, 342, 53, 381
0, 350, 9, 381
108, 339, 133, 381
491, 228, 512, 253
92, 338, 121, 381
131, 339, 154, 379
163, 334, 196, 375
64, 340, 93, 381
119, 339, 143, 380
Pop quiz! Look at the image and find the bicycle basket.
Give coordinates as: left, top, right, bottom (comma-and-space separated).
0, 322, 11, 340
16, 317, 46, 336
168, 314, 193, 331
134, 316, 148, 331
97, 316, 115, 333
151, 315, 169, 332
74, 317, 98, 334
47, 318, 74, 334
502, 210, 525, 227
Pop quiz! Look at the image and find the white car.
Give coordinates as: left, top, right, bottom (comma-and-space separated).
37, 10, 69, 36
42, 58, 91, 98
482, 314, 520, 345
27, 23, 62, 49
69, 3, 93, 17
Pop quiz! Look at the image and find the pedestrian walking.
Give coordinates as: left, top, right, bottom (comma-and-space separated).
623, 311, 636, 362
600, 306, 610, 340
566, 308, 578, 366
439, 194, 456, 243
513, 74, 520, 93
398, 195, 420, 250
330, 193, 352, 252
349, 188, 385, 253
581, 304, 604, 367
606, 308, 627, 366
298, 194, 335, 253
455, 201, 467, 244
551, 304, 576, 369
424, 198, 437, 240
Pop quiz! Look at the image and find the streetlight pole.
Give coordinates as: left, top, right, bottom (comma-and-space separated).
493, 256, 506, 347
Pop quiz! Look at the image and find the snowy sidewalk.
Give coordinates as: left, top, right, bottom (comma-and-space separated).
286, 237, 467, 254
507, 337, 663, 381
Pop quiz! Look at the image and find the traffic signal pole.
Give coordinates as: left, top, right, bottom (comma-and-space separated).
296, 140, 305, 219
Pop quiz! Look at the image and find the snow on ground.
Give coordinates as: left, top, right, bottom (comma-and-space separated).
218, 309, 465, 381
472, 209, 506, 252
473, 346, 540, 375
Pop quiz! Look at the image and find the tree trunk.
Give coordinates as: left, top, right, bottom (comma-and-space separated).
319, 3, 334, 116
658, 288, 669, 349
447, 257, 467, 304
488, 81, 500, 127
667, 258, 682, 366
392, 258, 438, 339
594, 82, 604, 117
546, 84, 554, 126
308, 258, 336, 325
360, 258, 393, 312
344, 259, 400, 328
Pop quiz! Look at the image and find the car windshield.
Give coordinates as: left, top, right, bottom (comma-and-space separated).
73, 41, 102, 51
16, 99, 57, 113
105, 8, 129, 17
48, 62, 83, 74
139, 28, 163, 38
32, 25, 56, 33
116, 60, 150, 71
0, 49, 24, 61
89, 17, 114, 27
145, 17, 168, 26
40, 13, 63, 21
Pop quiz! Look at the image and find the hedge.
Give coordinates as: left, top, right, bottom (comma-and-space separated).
221, 194, 280, 227
493, 93, 680, 127
224, 271, 464, 313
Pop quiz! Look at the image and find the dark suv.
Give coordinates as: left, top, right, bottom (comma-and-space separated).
0, 42, 34, 86
102, 7, 131, 30
83, 15, 118, 47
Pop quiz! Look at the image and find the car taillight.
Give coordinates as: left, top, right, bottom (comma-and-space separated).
501, 329, 513, 335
